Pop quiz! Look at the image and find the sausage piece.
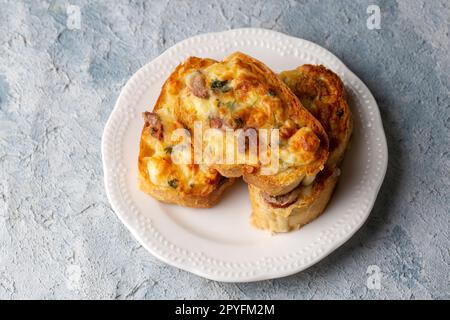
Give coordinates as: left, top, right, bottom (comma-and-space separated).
209, 117, 223, 129
142, 111, 164, 140
189, 72, 209, 99
261, 188, 301, 208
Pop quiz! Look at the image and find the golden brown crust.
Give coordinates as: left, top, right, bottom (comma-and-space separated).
249, 169, 338, 232
138, 169, 235, 208
280, 65, 353, 166
249, 64, 353, 232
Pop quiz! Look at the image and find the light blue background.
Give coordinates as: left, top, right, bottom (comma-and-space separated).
0, 0, 448, 299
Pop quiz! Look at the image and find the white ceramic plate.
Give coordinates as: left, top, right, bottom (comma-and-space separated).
102, 28, 388, 282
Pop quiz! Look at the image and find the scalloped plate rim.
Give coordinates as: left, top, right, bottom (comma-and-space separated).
101, 28, 388, 282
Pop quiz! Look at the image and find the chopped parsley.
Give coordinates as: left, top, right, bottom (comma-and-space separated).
234, 117, 244, 128
267, 89, 277, 97
223, 101, 236, 110
211, 79, 231, 92
164, 146, 173, 154
168, 179, 178, 188
336, 109, 344, 117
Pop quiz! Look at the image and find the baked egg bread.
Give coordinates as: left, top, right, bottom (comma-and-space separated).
249, 65, 353, 232
138, 59, 236, 208
139, 52, 330, 206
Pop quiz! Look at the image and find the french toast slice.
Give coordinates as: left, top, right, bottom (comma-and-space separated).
249, 65, 353, 232
138, 53, 330, 206
138, 58, 235, 208
209, 53, 329, 195
175, 52, 329, 195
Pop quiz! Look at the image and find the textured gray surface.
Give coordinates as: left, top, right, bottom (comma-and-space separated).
0, 0, 449, 299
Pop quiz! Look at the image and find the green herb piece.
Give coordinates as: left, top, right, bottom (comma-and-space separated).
211, 79, 231, 92
224, 101, 236, 110
234, 117, 244, 127
336, 109, 344, 117
164, 146, 173, 154
267, 89, 277, 97
168, 179, 178, 188
249, 96, 260, 107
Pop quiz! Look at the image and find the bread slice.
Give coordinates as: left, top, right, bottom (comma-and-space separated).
178, 52, 328, 195
211, 53, 329, 195
216, 52, 328, 195
138, 53, 330, 207
249, 65, 353, 232
138, 58, 235, 208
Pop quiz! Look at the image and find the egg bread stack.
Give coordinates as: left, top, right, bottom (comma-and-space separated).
248, 65, 353, 232
138, 52, 352, 232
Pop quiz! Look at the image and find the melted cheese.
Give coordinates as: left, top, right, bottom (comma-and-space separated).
140, 53, 327, 196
